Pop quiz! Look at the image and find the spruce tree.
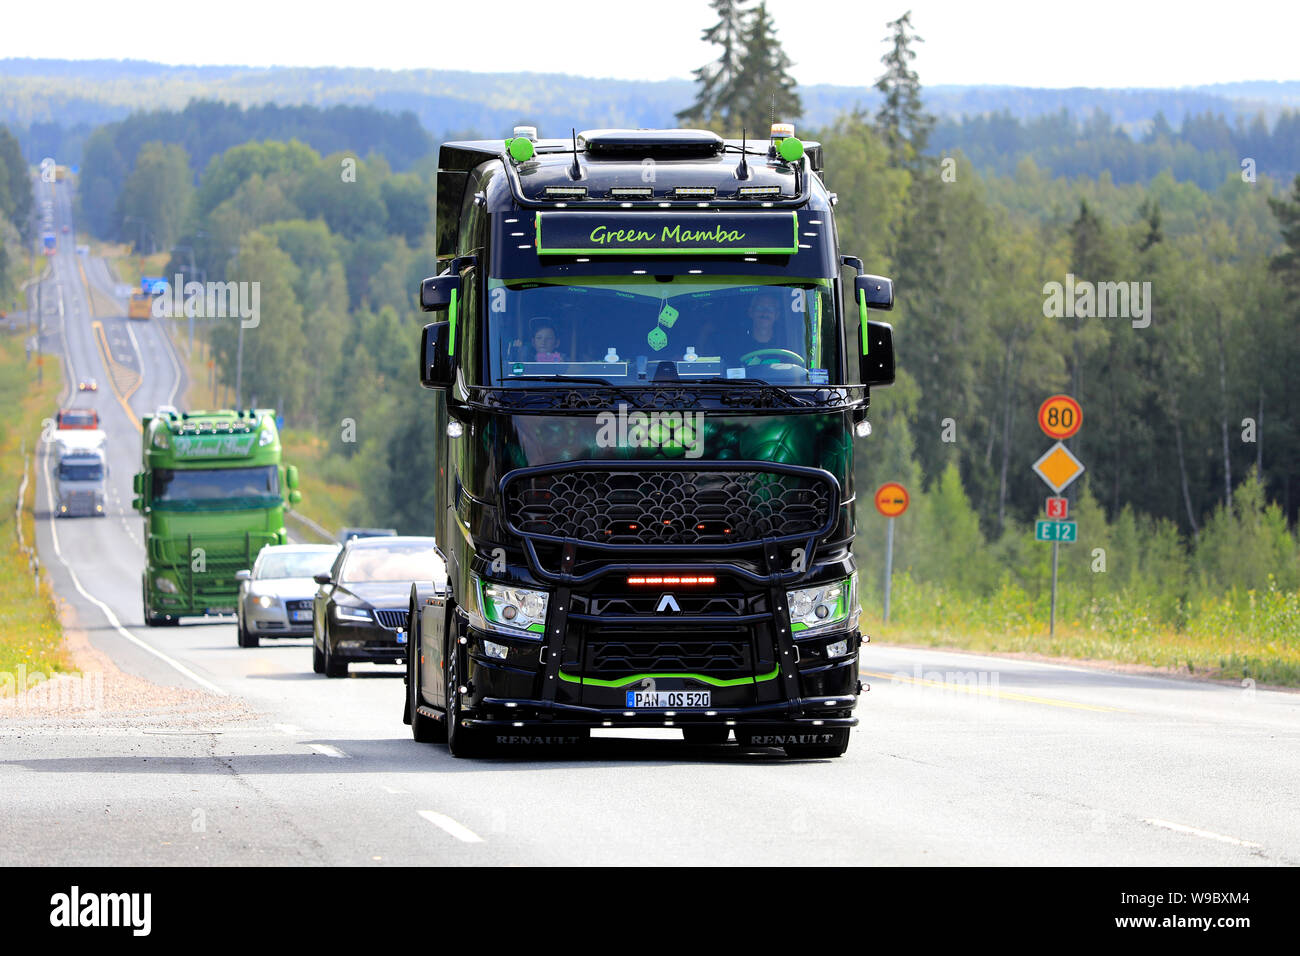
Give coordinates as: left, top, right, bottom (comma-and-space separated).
873, 10, 933, 167
676, 0, 751, 129
732, 2, 803, 135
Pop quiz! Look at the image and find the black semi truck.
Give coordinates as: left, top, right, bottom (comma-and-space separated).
404, 124, 895, 757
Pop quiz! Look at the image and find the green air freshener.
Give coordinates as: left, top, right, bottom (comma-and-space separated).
647, 326, 668, 351
658, 305, 679, 328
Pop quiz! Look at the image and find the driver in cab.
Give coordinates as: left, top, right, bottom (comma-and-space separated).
740, 293, 798, 366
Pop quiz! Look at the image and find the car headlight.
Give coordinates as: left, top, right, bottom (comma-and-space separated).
154, 577, 179, 594
257, 595, 275, 609
786, 575, 855, 632
473, 574, 548, 637
334, 604, 371, 623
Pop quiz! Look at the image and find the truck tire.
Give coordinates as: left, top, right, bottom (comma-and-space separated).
445, 619, 486, 758
408, 601, 445, 744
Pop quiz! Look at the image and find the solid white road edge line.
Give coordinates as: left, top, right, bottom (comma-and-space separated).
1143, 818, 1261, 848
40, 443, 228, 696
417, 810, 484, 844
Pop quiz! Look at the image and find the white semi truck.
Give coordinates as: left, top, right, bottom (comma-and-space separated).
52, 432, 108, 517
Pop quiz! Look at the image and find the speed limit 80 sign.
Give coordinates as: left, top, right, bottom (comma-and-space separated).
1038, 395, 1082, 440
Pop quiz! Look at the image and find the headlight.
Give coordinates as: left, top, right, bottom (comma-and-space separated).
786, 575, 855, 632
258, 427, 274, 447
151, 429, 170, 449
474, 574, 548, 637
154, 577, 179, 594
334, 604, 371, 622
257, 595, 275, 609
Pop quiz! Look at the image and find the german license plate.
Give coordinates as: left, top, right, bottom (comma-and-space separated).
396, 631, 407, 644
625, 690, 710, 708
291, 610, 312, 622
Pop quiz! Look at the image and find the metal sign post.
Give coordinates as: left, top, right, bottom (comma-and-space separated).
874, 482, 909, 626
1034, 396, 1084, 639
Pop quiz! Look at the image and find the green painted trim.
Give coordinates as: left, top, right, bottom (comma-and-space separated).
448, 287, 458, 357
527, 622, 544, 633
539, 247, 798, 256
558, 665, 781, 688
859, 289, 869, 354
791, 621, 808, 632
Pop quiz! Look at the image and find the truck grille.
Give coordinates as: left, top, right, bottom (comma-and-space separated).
504, 464, 834, 546
373, 609, 408, 630
584, 635, 753, 679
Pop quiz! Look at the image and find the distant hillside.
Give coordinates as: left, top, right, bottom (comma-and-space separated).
4, 58, 1300, 161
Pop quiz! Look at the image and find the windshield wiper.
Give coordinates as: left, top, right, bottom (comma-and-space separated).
672, 376, 770, 385
497, 375, 622, 386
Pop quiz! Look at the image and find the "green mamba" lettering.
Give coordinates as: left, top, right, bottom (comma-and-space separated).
588, 223, 748, 246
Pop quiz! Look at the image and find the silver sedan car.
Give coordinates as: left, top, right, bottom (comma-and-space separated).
235, 544, 341, 648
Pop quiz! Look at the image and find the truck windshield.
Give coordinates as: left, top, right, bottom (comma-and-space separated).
484, 276, 839, 386
58, 463, 103, 481
151, 466, 280, 510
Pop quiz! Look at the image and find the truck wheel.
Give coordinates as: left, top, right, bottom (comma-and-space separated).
408, 603, 445, 744
682, 726, 730, 745
445, 625, 486, 758
323, 625, 347, 678
782, 729, 851, 759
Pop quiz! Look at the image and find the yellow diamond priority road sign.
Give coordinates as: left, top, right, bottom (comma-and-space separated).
1032, 441, 1085, 493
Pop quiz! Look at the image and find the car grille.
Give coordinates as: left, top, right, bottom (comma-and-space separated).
504, 465, 835, 546
373, 609, 408, 630
285, 599, 312, 613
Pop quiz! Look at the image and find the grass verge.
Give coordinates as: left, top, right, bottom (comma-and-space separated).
0, 333, 68, 679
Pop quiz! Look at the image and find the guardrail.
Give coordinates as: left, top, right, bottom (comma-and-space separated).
286, 509, 335, 544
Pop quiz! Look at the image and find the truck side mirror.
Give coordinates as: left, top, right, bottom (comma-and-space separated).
854, 274, 894, 311
285, 465, 299, 490
132, 496, 144, 512
420, 273, 460, 312
859, 320, 895, 388
132, 473, 143, 494
420, 321, 453, 389
289, 490, 302, 505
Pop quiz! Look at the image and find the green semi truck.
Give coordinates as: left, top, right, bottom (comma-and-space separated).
132, 409, 301, 626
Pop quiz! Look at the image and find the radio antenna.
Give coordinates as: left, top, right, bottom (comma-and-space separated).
569, 127, 581, 180
738, 126, 750, 180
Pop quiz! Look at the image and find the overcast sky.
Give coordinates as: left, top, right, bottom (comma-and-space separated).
3, 0, 1297, 89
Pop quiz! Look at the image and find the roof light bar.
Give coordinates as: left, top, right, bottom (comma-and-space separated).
737, 185, 782, 198
672, 186, 716, 199
544, 186, 587, 199
608, 186, 654, 199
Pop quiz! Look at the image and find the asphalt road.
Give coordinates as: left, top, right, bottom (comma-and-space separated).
2, 179, 1297, 866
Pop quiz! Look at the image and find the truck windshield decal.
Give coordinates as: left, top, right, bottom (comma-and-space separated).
537, 211, 798, 255
486, 276, 837, 387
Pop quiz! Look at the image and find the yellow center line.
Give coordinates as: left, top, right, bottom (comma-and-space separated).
859, 668, 1130, 713
76, 257, 95, 319
92, 321, 141, 433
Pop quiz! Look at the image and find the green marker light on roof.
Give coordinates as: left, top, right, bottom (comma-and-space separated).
506, 137, 534, 163
778, 136, 804, 163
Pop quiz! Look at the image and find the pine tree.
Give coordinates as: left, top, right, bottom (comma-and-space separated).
873, 10, 933, 167
732, 2, 802, 135
676, 0, 751, 129
1267, 175, 1300, 293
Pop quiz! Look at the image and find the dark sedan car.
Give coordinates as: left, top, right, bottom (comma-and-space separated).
312, 535, 446, 678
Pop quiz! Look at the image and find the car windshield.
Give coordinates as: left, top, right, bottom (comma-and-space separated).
58, 463, 103, 481
151, 465, 280, 508
257, 550, 338, 580
482, 276, 839, 386
340, 544, 440, 583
